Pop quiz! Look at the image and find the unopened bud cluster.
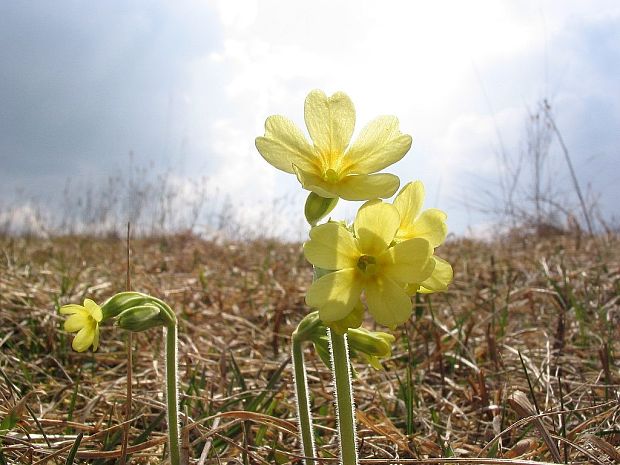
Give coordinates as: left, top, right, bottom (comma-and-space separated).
294, 311, 395, 371
59, 291, 176, 353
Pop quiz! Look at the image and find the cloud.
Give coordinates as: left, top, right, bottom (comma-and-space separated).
1, 1, 618, 236
0, 1, 219, 182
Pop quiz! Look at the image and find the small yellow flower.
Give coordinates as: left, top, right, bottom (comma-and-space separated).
416, 256, 453, 293
392, 181, 453, 293
59, 299, 103, 352
304, 200, 434, 328
393, 181, 448, 246
256, 90, 412, 201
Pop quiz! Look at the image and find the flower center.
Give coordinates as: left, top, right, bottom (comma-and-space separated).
323, 168, 339, 183
357, 255, 377, 276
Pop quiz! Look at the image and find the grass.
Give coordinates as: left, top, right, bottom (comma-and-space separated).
0, 231, 618, 464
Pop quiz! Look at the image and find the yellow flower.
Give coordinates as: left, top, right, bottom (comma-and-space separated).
416, 256, 453, 293
392, 181, 453, 293
256, 90, 412, 201
304, 200, 434, 328
59, 299, 103, 352
393, 181, 448, 246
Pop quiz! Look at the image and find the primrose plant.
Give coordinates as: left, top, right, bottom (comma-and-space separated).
59, 292, 182, 465
256, 90, 452, 465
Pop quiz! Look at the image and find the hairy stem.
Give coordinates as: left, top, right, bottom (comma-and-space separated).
292, 336, 316, 465
328, 329, 358, 465
165, 324, 181, 465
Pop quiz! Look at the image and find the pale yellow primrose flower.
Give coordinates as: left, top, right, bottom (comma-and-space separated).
59, 299, 102, 352
392, 181, 453, 293
393, 181, 447, 246
255, 90, 412, 201
416, 256, 453, 293
304, 200, 434, 328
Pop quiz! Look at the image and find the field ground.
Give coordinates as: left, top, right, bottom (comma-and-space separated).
0, 232, 619, 464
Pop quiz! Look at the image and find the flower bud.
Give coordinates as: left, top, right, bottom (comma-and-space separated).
101, 292, 152, 320
304, 192, 338, 226
293, 311, 323, 342
347, 327, 394, 358
304, 321, 395, 371
116, 304, 167, 332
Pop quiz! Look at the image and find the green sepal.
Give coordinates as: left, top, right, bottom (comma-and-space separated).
304, 192, 338, 226
347, 327, 394, 357
100, 291, 151, 320
116, 304, 166, 332
293, 311, 323, 342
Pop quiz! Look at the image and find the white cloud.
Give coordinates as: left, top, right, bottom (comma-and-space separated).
190, 0, 548, 232
0, 202, 48, 236
185, 0, 619, 235
3, 0, 618, 236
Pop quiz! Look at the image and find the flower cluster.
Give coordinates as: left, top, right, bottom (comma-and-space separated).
257, 90, 452, 334
57, 292, 182, 465
293, 310, 395, 370
59, 292, 174, 352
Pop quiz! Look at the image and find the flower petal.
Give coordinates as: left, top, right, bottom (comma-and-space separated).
64, 311, 90, 333
256, 115, 317, 174
379, 237, 434, 283
354, 200, 400, 256
410, 209, 448, 247
292, 165, 338, 198
72, 324, 95, 352
304, 222, 360, 270
304, 90, 355, 162
342, 116, 412, 174
84, 299, 103, 322
329, 301, 364, 335
365, 276, 413, 328
59, 304, 85, 315
306, 269, 363, 323
393, 181, 425, 232
335, 173, 400, 201
418, 256, 453, 293
92, 324, 100, 351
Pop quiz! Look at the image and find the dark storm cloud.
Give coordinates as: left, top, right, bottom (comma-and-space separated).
0, 2, 220, 192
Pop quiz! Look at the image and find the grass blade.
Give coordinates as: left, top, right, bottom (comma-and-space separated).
65, 432, 84, 465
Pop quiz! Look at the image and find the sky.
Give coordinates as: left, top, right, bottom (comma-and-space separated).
1, 1, 619, 238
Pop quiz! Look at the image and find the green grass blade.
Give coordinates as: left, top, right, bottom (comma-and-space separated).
65, 432, 84, 465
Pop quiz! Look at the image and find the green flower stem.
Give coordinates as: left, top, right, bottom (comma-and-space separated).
155, 299, 181, 465
328, 329, 358, 465
292, 335, 316, 465
165, 322, 181, 465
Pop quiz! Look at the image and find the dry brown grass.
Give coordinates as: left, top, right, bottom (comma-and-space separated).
0, 232, 619, 464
